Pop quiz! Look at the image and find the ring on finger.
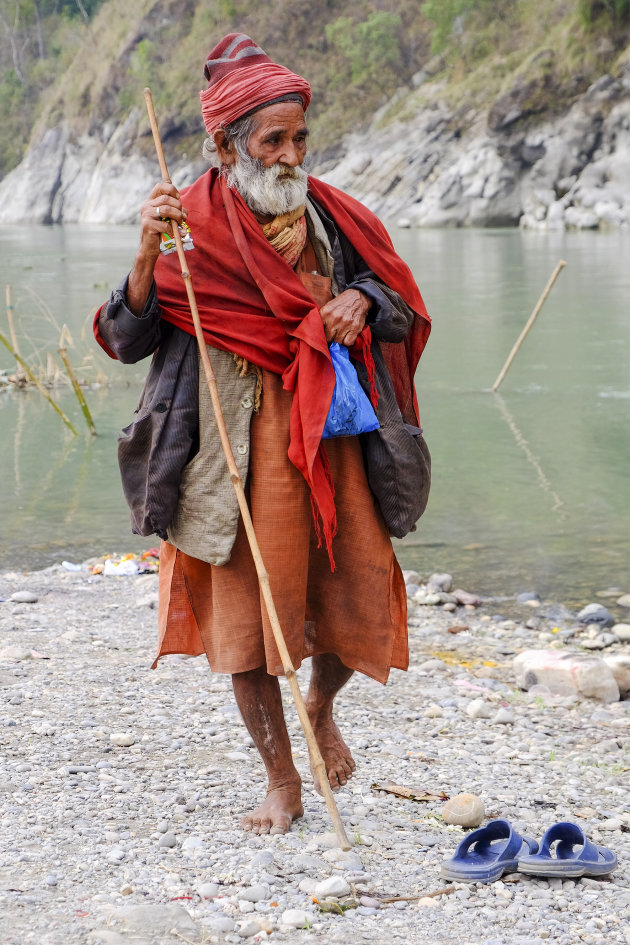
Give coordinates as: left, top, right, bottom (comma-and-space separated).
155, 206, 161, 219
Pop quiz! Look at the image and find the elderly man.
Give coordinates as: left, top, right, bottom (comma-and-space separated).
95, 34, 430, 836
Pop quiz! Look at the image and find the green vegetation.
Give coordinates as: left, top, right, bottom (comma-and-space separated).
0, 0, 629, 180
0, 0, 109, 173
578, 0, 630, 25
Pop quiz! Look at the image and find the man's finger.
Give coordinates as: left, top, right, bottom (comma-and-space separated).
149, 180, 180, 200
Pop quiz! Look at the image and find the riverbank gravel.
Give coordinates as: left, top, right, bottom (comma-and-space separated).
1, 562, 629, 945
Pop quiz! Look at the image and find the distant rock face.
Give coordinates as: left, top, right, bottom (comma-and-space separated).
321, 62, 630, 231
0, 61, 629, 230
0, 109, 206, 226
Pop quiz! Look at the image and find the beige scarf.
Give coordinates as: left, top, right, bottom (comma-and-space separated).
233, 204, 308, 401
261, 204, 307, 268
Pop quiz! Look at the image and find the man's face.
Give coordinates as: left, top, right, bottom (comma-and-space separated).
246, 102, 309, 168
223, 102, 310, 217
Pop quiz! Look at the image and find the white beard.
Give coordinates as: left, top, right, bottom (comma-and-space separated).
226, 154, 308, 216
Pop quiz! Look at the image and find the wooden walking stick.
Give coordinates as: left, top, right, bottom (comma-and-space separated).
143, 88, 351, 851
492, 259, 566, 392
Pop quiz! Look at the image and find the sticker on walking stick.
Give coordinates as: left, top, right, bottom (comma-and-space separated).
160, 222, 195, 256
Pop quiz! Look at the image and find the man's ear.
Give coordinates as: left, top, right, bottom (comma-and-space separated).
214, 129, 236, 167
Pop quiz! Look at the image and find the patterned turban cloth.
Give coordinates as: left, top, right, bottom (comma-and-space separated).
199, 33, 312, 134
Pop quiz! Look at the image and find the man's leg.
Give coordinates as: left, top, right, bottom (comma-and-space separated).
232, 665, 304, 835
305, 653, 356, 793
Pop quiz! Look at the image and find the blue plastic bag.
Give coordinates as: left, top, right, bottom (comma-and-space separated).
322, 343, 380, 439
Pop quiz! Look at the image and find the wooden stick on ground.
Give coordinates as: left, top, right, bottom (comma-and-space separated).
143, 87, 351, 852
492, 259, 566, 392
0, 329, 78, 435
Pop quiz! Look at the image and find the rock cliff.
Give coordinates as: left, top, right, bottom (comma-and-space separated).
1, 55, 629, 230
322, 56, 630, 230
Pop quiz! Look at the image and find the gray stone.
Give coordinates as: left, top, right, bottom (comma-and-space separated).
577, 604, 614, 627
10, 591, 38, 603
158, 832, 177, 849
493, 708, 514, 724
238, 884, 269, 903
453, 589, 482, 607
427, 572, 453, 592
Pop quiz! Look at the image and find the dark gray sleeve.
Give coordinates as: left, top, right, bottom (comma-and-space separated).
348, 275, 416, 343
334, 226, 416, 343
96, 276, 164, 364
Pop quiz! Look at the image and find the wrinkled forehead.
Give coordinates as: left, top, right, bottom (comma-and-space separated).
248, 101, 307, 136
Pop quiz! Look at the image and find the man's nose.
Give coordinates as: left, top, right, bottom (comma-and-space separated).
276, 141, 302, 166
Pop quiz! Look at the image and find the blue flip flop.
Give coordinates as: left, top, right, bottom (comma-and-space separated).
517, 822, 617, 878
440, 819, 539, 883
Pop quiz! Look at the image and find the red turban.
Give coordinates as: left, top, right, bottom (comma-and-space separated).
199, 33, 312, 134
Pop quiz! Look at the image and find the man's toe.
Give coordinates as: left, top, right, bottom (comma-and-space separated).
270, 816, 291, 835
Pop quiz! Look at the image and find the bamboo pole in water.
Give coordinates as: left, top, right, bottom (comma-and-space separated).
0, 329, 78, 435
5, 285, 26, 382
492, 259, 567, 392
58, 326, 96, 435
143, 87, 351, 851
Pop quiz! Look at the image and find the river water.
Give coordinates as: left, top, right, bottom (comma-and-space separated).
1, 223, 628, 605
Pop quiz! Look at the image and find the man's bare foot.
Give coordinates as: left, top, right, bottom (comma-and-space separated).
241, 781, 304, 835
306, 707, 356, 794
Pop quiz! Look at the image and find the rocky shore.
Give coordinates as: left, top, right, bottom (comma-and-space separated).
1, 559, 629, 945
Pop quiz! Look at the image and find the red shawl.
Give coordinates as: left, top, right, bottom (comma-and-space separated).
104, 169, 430, 565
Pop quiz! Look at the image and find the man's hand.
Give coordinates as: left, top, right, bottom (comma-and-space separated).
138, 181, 188, 261
320, 289, 371, 347
127, 182, 188, 316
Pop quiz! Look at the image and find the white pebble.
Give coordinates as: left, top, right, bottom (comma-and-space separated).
281, 909, 309, 928
109, 733, 135, 747
314, 876, 351, 899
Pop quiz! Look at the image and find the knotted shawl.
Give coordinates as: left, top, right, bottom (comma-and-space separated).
123, 169, 430, 566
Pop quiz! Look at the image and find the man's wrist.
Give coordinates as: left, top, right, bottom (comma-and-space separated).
128, 253, 159, 316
